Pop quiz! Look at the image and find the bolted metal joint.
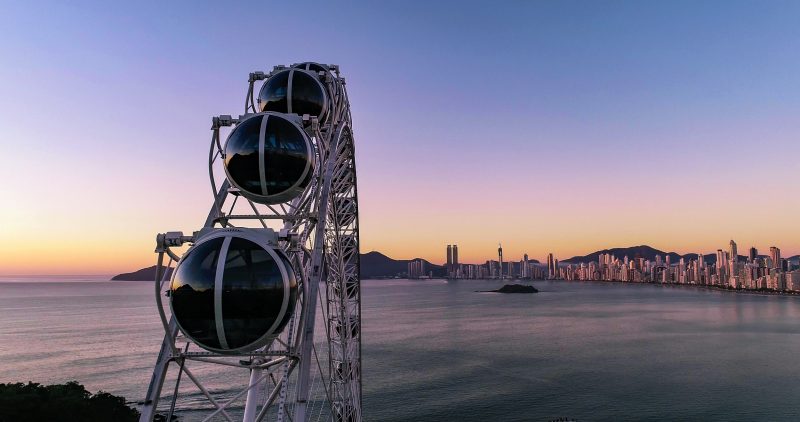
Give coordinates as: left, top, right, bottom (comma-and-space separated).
278, 229, 301, 250
248, 71, 267, 82
211, 115, 237, 129
155, 231, 193, 252
270, 65, 287, 76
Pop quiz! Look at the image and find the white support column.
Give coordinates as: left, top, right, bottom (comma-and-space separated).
243, 362, 264, 422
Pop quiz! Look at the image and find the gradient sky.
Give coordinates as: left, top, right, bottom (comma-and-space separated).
1, 1, 799, 274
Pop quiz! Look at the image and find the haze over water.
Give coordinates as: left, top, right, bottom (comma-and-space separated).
2, 278, 800, 420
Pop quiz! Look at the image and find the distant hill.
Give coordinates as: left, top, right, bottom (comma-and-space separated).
111, 266, 173, 281
112, 252, 444, 281
359, 251, 444, 278
563, 245, 684, 264
561, 245, 773, 266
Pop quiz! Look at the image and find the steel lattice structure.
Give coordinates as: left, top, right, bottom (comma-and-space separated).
139, 63, 362, 422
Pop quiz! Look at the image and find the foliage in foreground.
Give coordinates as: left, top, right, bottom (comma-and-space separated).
0, 381, 139, 422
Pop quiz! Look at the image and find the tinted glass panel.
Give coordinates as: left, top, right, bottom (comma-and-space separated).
290, 71, 325, 118
292, 62, 329, 73
263, 116, 312, 196
225, 116, 263, 195
274, 252, 298, 332
258, 70, 289, 113
171, 237, 224, 350
221, 237, 286, 349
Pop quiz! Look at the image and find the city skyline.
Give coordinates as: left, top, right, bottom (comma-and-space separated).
423, 240, 800, 294
550, 240, 800, 293
406, 241, 800, 269
3, 1, 800, 274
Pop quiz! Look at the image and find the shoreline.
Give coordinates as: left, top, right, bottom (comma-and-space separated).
550, 278, 800, 297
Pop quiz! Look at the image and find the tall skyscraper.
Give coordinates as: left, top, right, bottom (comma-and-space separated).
547, 253, 555, 279
453, 244, 459, 267
446, 244, 453, 277
749, 247, 758, 262
446, 245, 452, 268
498, 243, 504, 280
729, 240, 738, 275
522, 253, 529, 278
694, 253, 703, 282
770, 247, 781, 270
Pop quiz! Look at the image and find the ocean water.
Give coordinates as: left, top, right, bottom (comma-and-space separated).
2, 278, 800, 421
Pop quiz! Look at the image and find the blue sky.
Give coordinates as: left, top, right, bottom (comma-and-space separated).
1, 1, 799, 273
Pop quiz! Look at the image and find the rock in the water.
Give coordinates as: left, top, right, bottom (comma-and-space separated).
479, 284, 539, 293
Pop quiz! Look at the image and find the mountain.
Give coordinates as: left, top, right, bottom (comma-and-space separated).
359, 251, 444, 278
563, 245, 681, 264
112, 252, 444, 281
111, 265, 173, 281
561, 245, 766, 266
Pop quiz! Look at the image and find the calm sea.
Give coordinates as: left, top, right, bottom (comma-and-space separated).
2, 277, 800, 421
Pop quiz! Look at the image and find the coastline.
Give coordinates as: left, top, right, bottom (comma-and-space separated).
550, 278, 800, 297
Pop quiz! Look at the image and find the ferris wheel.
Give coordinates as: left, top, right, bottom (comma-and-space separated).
139, 62, 362, 422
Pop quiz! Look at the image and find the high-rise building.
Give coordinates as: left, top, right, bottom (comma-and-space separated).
749, 247, 758, 262
522, 253, 529, 278
694, 253, 703, 282
407, 259, 427, 279
487, 260, 497, 278
498, 243, 504, 279
547, 253, 555, 279
453, 245, 459, 267
446, 245, 452, 270
770, 247, 781, 270
729, 240, 738, 276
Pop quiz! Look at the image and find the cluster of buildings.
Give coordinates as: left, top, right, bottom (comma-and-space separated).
407, 258, 429, 279
407, 244, 547, 280
551, 240, 800, 292
406, 241, 800, 293
441, 243, 549, 279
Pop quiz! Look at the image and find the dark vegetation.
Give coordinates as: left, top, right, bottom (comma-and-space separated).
0, 381, 139, 422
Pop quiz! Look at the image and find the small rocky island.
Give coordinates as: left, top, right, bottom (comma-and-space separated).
478, 284, 539, 293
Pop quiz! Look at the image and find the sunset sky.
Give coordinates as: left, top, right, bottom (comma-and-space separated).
1, 1, 799, 275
